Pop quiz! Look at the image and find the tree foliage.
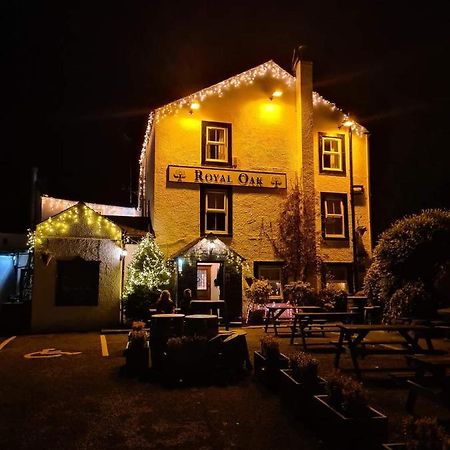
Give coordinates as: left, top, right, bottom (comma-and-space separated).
364, 209, 450, 322
123, 233, 172, 320
267, 180, 321, 281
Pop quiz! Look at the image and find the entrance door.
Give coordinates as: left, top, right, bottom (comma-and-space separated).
196, 262, 223, 300
196, 264, 211, 300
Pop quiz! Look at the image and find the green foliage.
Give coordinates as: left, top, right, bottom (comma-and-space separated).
245, 278, 272, 305
318, 287, 348, 312
326, 371, 369, 417
267, 180, 322, 281
283, 281, 317, 305
260, 335, 280, 360
288, 352, 319, 384
364, 209, 450, 322
123, 233, 173, 320
403, 416, 449, 450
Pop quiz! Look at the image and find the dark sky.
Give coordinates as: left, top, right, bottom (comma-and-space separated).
2, 1, 449, 240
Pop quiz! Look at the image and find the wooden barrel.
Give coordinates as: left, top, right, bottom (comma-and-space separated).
150, 314, 185, 338
184, 314, 219, 339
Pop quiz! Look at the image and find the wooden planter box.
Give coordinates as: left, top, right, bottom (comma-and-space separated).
253, 351, 289, 390
313, 394, 388, 450
382, 445, 405, 450
124, 341, 150, 375
279, 369, 326, 418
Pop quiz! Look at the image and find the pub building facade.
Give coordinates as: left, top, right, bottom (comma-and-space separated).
139, 57, 372, 322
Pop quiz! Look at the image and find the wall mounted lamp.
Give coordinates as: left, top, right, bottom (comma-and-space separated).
269, 90, 283, 101
189, 101, 200, 114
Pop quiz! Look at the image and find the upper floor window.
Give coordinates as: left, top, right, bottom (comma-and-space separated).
200, 187, 232, 236
321, 193, 349, 240
202, 121, 232, 166
319, 133, 345, 174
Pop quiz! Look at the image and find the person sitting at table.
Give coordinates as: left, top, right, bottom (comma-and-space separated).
155, 290, 175, 314
180, 288, 192, 314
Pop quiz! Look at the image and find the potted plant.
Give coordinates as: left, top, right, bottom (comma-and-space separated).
254, 335, 289, 389
314, 371, 388, 449
383, 416, 449, 449
318, 287, 348, 312
123, 321, 150, 375
245, 278, 272, 324
283, 281, 317, 306
279, 352, 326, 418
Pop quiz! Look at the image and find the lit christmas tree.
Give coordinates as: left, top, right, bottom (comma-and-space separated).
123, 233, 172, 320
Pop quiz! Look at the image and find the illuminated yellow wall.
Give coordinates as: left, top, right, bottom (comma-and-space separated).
148, 73, 298, 264
143, 61, 372, 298
32, 203, 124, 331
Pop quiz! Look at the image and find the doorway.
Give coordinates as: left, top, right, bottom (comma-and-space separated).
196, 262, 223, 300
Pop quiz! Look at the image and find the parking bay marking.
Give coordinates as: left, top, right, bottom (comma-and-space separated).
100, 335, 109, 357
24, 348, 82, 359
0, 336, 16, 351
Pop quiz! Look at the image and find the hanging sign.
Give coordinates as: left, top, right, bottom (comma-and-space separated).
167, 165, 287, 189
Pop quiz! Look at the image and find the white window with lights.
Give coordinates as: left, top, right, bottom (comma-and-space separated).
205, 190, 228, 234
205, 126, 228, 163
324, 198, 345, 238
320, 135, 344, 172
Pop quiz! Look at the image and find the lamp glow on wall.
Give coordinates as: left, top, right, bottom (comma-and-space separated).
269, 90, 283, 101
189, 101, 200, 114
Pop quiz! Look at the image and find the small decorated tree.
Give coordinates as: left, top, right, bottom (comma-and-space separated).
123, 233, 173, 321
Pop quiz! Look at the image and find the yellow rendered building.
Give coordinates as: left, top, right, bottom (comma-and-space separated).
139, 57, 372, 321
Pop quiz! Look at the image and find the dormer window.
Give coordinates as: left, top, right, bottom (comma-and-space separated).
202, 121, 232, 166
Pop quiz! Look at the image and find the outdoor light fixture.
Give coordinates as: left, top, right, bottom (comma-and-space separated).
189, 101, 200, 114
120, 249, 127, 260
269, 90, 283, 100
341, 117, 355, 128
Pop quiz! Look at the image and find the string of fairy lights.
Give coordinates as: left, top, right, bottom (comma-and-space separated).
30, 203, 122, 251
138, 60, 367, 209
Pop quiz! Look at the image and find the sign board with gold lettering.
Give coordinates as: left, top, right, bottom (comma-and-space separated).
167, 165, 287, 189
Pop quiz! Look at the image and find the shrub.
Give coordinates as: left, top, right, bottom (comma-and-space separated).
245, 278, 272, 305
403, 416, 449, 450
326, 371, 369, 417
128, 321, 148, 348
283, 281, 317, 306
318, 287, 348, 312
289, 352, 319, 385
260, 335, 280, 360
364, 209, 450, 322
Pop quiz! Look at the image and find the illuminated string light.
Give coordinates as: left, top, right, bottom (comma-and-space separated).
138, 61, 367, 208
34, 203, 123, 252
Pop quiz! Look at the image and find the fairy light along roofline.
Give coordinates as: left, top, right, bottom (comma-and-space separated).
138, 60, 367, 208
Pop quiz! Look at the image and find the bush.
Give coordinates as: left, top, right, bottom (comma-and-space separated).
283, 281, 317, 306
128, 321, 148, 348
260, 335, 280, 360
326, 371, 369, 417
364, 209, 450, 322
403, 416, 449, 450
288, 352, 319, 385
245, 278, 272, 305
318, 287, 348, 312
122, 285, 160, 321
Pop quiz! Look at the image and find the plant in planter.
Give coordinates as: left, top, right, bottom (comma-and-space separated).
383, 416, 449, 450
123, 321, 150, 375
245, 278, 273, 324
314, 371, 388, 449
283, 281, 318, 306
280, 352, 326, 418
318, 287, 348, 312
254, 335, 288, 389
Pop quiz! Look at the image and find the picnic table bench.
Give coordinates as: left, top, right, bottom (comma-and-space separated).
405, 354, 450, 412
264, 303, 323, 336
290, 311, 360, 349
333, 324, 438, 379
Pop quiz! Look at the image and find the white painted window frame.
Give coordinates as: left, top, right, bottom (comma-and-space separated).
321, 136, 343, 172
205, 189, 228, 234
324, 198, 345, 238
205, 126, 228, 163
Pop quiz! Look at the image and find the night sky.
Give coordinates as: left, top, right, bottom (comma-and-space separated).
2, 1, 449, 241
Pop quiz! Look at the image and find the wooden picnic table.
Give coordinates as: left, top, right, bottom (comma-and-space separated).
264, 303, 322, 336
334, 324, 435, 379
290, 311, 360, 348
405, 354, 450, 412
